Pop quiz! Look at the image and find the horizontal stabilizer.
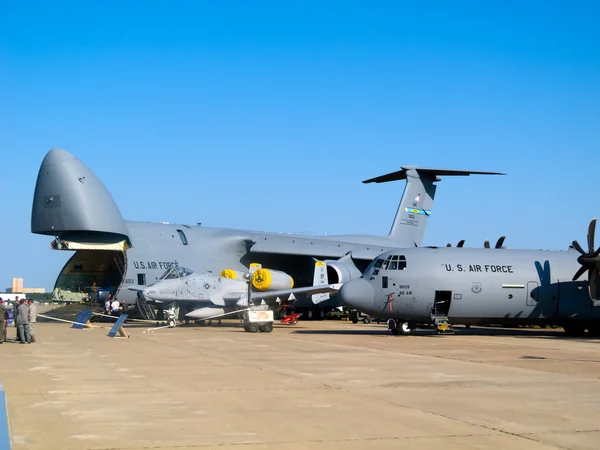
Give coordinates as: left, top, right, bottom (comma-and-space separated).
127, 285, 145, 292
363, 166, 505, 184
362, 164, 505, 246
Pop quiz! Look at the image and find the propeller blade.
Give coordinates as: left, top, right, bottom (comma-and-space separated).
495, 236, 506, 248
573, 265, 587, 281
572, 240, 585, 255
587, 218, 597, 254
589, 268, 598, 301
457, 240, 465, 248
484, 240, 490, 249
446, 243, 451, 247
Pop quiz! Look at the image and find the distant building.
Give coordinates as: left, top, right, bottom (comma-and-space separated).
6, 278, 45, 295
11, 278, 23, 293
23, 288, 46, 294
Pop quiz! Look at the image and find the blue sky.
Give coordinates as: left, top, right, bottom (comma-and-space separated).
1, 1, 599, 291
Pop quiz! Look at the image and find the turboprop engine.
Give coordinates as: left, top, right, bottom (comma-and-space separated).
252, 268, 294, 291
324, 252, 362, 284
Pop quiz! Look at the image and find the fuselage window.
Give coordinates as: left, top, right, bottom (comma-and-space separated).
176, 229, 189, 245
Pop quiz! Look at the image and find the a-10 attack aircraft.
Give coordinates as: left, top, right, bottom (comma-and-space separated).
132, 260, 340, 329
31, 148, 502, 320
336, 219, 600, 336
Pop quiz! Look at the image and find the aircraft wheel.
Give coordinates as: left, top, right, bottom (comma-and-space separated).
319, 310, 325, 319
399, 321, 414, 336
363, 317, 371, 324
247, 323, 259, 333
306, 310, 314, 320
167, 319, 176, 328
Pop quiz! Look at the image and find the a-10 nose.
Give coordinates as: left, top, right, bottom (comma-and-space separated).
339, 278, 375, 310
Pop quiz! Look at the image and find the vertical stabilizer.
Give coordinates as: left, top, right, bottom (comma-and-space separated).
311, 260, 330, 303
363, 166, 504, 246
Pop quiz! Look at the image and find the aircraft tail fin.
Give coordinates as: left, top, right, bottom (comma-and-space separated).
363, 166, 504, 246
311, 260, 330, 304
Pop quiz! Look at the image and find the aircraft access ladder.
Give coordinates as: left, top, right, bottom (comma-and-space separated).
430, 307, 454, 335
136, 295, 156, 320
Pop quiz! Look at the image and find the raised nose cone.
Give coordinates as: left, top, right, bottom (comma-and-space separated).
31, 148, 130, 242
339, 278, 375, 311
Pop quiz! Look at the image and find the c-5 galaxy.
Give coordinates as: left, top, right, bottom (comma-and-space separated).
31, 148, 502, 320
337, 219, 600, 336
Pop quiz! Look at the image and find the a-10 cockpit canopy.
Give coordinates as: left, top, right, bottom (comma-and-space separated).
158, 266, 195, 280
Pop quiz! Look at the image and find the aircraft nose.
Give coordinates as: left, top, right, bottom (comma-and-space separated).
339, 278, 375, 311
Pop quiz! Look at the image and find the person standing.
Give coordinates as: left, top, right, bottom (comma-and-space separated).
111, 296, 120, 317
16, 299, 31, 344
13, 296, 20, 341
0, 298, 6, 344
105, 294, 112, 315
91, 282, 98, 303
27, 299, 37, 343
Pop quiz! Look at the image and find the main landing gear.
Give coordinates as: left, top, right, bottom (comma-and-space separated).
388, 319, 415, 336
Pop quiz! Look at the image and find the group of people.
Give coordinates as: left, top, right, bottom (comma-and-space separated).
104, 293, 126, 316
0, 296, 37, 344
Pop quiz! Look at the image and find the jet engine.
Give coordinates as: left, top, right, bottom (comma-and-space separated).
252, 268, 294, 291
324, 253, 362, 284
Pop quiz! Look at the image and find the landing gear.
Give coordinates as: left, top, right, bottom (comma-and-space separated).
399, 321, 414, 335
166, 302, 179, 328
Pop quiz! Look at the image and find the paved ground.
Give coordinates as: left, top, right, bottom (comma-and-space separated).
1, 319, 599, 449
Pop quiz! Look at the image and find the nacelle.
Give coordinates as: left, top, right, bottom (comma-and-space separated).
252, 268, 294, 291
324, 259, 362, 284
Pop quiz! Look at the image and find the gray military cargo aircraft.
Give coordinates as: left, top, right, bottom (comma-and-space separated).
31, 148, 502, 320
336, 219, 600, 336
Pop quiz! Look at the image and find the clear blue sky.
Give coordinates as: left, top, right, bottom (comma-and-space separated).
1, 1, 599, 291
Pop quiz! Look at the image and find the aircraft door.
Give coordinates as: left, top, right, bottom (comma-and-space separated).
434, 290, 452, 316
526, 281, 538, 306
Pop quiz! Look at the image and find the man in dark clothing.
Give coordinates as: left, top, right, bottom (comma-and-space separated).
0, 298, 6, 343
16, 299, 31, 344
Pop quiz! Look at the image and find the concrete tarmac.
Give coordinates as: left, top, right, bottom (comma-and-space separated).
1, 320, 599, 449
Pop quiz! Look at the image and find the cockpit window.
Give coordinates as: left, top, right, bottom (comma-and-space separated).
374, 259, 384, 268
398, 255, 407, 270
177, 229, 188, 245
390, 261, 398, 270
159, 266, 194, 280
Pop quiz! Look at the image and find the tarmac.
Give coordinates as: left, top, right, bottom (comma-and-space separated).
1, 318, 599, 450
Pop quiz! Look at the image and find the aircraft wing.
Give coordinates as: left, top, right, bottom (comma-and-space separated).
250, 283, 342, 302
222, 284, 342, 304
247, 235, 389, 261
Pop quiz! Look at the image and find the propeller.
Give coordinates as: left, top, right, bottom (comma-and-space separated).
495, 236, 506, 248
484, 236, 506, 249
446, 239, 466, 248
571, 218, 600, 302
